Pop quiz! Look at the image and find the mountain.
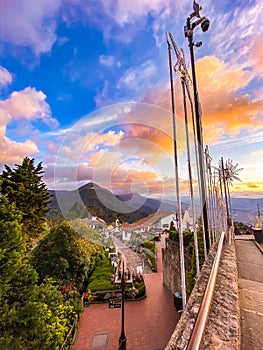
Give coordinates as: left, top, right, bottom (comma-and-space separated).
230, 197, 263, 225
48, 182, 263, 226
48, 183, 174, 224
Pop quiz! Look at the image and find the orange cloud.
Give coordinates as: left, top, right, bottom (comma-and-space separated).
231, 181, 263, 196
144, 55, 262, 146
195, 56, 262, 138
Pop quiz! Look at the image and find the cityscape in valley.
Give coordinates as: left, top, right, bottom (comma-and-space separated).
1, 1, 262, 350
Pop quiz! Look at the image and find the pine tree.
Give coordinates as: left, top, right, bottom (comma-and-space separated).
0, 191, 40, 349
0, 157, 51, 244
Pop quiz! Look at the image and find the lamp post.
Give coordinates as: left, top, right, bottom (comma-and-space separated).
119, 261, 127, 350
184, 1, 210, 252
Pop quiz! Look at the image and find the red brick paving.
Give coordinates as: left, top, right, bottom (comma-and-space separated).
73, 242, 180, 350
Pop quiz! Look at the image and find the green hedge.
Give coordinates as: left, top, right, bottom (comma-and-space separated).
88, 255, 115, 291
143, 241, 156, 271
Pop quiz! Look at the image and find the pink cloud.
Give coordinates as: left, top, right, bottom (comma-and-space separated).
0, 136, 39, 165
0, 86, 58, 167
0, 87, 58, 127
249, 33, 263, 76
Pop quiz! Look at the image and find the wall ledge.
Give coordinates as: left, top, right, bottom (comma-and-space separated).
165, 242, 240, 350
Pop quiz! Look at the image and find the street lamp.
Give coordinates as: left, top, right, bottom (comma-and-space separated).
119, 261, 128, 350
184, 1, 211, 252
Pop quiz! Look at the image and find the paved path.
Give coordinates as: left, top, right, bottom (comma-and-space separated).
73, 239, 180, 350
235, 235, 263, 350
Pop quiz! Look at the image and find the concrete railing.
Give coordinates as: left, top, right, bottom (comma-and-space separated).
165, 234, 240, 350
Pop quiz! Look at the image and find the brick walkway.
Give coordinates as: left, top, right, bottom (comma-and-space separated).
73, 241, 180, 350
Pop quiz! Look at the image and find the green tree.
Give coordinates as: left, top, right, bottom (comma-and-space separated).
169, 220, 179, 242
0, 192, 40, 349
0, 191, 82, 349
0, 157, 51, 244
31, 221, 104, 286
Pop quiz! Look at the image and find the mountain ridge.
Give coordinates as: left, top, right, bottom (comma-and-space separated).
48, 183, 262, 225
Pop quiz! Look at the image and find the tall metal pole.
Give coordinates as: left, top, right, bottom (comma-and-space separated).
221, 157, 231, 229
166, 34, 187, 309
186, 18, 210, 252
168, 32, 200, 274
119, 261, 126, 350
181, 79, 200, 275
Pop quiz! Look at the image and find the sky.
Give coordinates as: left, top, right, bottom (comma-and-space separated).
0, 0, 262, 201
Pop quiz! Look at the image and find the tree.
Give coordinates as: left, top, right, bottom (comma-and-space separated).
169, 220, 179, 242
0, 191, 40, 349
0, 193, 82, 349
31, 221, 104, 286
0, 157, 51, 244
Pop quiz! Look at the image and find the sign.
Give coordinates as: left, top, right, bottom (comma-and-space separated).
109, 298, 122, 308
110, 297, 121, 303
109, 303, 121, 309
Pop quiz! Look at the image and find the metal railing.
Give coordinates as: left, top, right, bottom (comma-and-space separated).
186, 231, 225, 350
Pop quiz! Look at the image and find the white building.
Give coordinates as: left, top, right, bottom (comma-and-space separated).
82, 216, 107, 231
120, 210, 194, 241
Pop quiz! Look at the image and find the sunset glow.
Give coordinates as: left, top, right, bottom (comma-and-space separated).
0, 0, 262, 198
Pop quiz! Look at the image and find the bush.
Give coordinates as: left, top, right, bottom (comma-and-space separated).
87, 256, 115, 292
143, 241, 156, 271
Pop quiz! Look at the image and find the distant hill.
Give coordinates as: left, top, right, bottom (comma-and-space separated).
48, 183, 179, 224
48, 183, 262, 226
165, 195, 263, 226
230, 197, 263, 225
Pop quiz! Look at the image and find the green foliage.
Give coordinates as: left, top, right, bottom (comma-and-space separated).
35, 278, 81, 349
67, 203, 89, 220
0, 194, 25, 297
31, 221, 104, 286
143, 240, 156, 271
0, 183, 84, 349
0, 157, 51, 244
234, 221, 251, 234
88, 256, 116, 291
167, 217, 206, 294
169, 220, 179, 242
0, 193, 44, 349
69, 218, 104, 245
185, 222, 205, 294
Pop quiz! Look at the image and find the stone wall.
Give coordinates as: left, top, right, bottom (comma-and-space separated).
165, 241, 240, 350
162, 239, 191, 294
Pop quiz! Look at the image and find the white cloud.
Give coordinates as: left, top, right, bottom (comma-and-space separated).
0, 0, 62, 55
117, 60, 157, 89
208, 1, 263, 67
0, 66, 13, 88
104, 0, 168, 26
99, 55, 116, 67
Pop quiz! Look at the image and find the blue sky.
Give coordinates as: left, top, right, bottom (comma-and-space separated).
0, 0, 262, 198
